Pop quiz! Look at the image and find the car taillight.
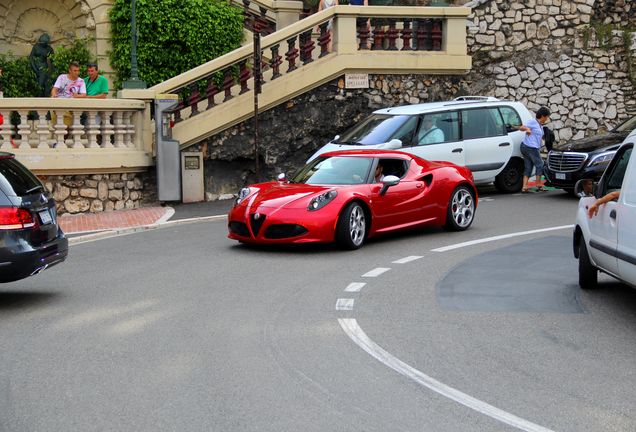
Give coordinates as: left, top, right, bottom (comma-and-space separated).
0, 207, 36, 230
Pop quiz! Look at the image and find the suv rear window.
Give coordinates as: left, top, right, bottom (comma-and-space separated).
0, 157, 43, 197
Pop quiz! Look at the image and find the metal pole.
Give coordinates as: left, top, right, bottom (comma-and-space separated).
253, 21, 262, 181
123, 0, 147, 89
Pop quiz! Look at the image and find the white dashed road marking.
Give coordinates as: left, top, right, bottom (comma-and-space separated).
392, 255, 423, 264
338, 318, 555, 432
362, 267, 391, 277
344, 282, 366, 292
335, 299, 355, 311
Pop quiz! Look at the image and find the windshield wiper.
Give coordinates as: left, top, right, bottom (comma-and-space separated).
25, 184, 44, 194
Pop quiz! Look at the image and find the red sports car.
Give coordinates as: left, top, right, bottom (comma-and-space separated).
228, 150, 477, 249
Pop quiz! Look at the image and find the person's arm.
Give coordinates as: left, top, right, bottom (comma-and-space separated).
50, 87, 58, 97
587, 190, 620, 218
72, 80, 88, 98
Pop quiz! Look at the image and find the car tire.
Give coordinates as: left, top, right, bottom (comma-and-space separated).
578, 239, 598, 289
495, 159, 523, 193
336, 202, 367, 250
444, 185, 475, 231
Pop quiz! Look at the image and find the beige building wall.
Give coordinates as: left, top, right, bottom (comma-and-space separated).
0, 0, 115, 86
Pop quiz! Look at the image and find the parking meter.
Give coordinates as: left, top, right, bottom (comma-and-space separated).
155, 94, 181, 202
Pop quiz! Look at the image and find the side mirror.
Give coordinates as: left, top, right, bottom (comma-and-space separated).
379, 175, 400, 196
574, 178, 596, 198
384, 139, 402, 150
277, 173, 287, 183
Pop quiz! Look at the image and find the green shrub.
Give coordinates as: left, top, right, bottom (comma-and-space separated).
50, 37, 95, 79
109, 0, 245, 89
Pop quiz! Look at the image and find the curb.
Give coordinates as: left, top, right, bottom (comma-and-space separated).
69, 212, 227, 245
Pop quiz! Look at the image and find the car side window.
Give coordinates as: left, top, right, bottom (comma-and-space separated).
499, 106, 523, 132
604, 147, 632, 193
390, 116, 419, 146
461, 108, 506, 139
375, 158, 408, 181
415, 111, 459, 146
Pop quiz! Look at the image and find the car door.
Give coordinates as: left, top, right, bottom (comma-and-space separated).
616, 144, 636, 284
461, 107, 514, 183
369, 158, 427, 231
588, 146, 632, 276
404, 111, 465, 167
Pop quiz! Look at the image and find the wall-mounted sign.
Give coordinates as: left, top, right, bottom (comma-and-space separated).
184, 155, 200, 170
345, 73, 369, 89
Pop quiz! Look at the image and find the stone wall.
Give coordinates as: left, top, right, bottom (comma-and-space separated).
39, 171, 154, 215
194, 0, 636, 197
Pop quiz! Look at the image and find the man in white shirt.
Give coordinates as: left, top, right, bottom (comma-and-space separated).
51, 61, 86, 98
418, 116, 445, 145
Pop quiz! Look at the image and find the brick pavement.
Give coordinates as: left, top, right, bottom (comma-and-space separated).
58, 207, 171, 234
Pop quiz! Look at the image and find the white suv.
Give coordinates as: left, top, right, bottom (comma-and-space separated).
309, 97, 534, 193
574, 128, 636, 289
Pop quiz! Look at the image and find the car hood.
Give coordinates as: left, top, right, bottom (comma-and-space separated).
246, 182, 335, 209
552, 131, 627, 153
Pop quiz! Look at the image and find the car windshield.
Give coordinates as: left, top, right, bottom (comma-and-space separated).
0, 157, 43, 197
291, 156, 373, 185
334, 114, 415, 145
615, 115, 636, 133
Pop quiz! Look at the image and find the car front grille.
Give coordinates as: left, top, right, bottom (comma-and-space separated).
264, 224, 308, 239
229, 221, 250, 237
548, 152, 587, 172
250, 214, 266, 236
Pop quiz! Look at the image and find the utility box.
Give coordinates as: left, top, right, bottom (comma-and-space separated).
155, 94, 181, 202
181, 152, 204, 203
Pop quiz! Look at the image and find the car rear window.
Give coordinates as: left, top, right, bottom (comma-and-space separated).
335, 114, 416, 145
0, 157, 43, 197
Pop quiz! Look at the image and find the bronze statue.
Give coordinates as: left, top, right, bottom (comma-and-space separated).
29, 33, 54, 97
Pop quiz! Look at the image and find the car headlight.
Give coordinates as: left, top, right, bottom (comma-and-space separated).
588, 151, 616, 167
308, 190, 337, 211
235, 187, 252, 205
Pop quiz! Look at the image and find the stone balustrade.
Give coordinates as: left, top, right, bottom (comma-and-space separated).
0, 98, 153, 173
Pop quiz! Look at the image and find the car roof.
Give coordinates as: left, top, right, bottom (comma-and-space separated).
373, 97, 519, 115
321, 149, 416, 160
0, 152, 14, 159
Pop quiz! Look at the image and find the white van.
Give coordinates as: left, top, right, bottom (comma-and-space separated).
309, 97, 534, 193
574, 127, 636, 289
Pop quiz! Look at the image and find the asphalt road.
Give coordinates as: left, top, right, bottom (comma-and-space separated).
1, 188, 635, 432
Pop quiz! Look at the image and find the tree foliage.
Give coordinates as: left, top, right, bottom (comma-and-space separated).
109, 0, 244, 89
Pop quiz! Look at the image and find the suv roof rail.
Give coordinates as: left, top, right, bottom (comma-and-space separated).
453, 96, 500, 102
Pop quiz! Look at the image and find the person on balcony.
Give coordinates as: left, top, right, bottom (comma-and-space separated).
80, 63, 109, 99
51, 62, 86, 98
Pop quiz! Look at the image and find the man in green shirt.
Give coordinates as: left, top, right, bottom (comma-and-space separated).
82, 62, 108, 98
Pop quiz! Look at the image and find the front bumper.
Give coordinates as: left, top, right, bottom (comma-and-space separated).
543, 165, 605, 190
227, 205, 338, 245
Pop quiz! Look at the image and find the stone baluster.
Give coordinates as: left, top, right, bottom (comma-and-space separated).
401, 19, 413, 51
387, 19, 398, 51
222, 69, 235, 101
85, 111, 100, 148
285, 36, 299, 73
0, 110, 14, 150
36, 111, 50, 148
188, 83, 201, 117
357, 18, 371, 50
206, 78, 219, 109
16, 110, 31, 149
70, 111, 83, 148
113, 112, 125, 148
124, 111, 135, 147
371, 20, 385, 51
300, 29, 315, 65
53, 110, 67, 148
100, 111, 114, 148
269, 44, 282, 79
238, 60, 251, 94
318, 22, 330, 58
431, 19, 442, 51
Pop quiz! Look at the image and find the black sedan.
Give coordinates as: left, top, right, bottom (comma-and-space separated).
544, 114, 636, 193
0, 153, 68, 283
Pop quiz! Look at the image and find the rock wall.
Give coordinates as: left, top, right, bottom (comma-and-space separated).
195, 0, 636, 197
40, 172, 154, 215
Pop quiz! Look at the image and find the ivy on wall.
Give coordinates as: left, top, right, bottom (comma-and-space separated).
109, 0, 244, 89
